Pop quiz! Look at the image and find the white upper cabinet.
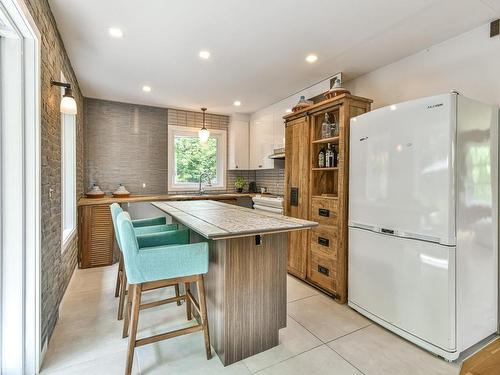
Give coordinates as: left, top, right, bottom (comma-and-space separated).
273, 100, 294, 149
249, 109, 274, 169
228, 114, 250, 170
242, 75, 334, 170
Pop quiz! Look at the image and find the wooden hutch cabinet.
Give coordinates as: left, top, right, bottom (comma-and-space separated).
284, 94, 372, 303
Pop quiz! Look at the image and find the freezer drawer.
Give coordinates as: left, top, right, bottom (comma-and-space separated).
348, 227, 456, 351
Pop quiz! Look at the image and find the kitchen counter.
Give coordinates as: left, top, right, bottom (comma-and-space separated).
153, 200, 317, 366
152, 200, 313, 239
77, 192, 253, 206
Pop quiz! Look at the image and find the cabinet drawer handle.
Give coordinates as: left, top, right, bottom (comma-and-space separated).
318, 237, 329, 247
290, 187, 299, 207
258, 165, 262, 168
318, 208, 330, 217
318, 265, 330, 276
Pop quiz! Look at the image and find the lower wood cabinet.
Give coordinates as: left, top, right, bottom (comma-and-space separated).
307, 248, 337, 292
78, 204, 115, 268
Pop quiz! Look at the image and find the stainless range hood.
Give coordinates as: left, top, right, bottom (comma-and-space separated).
268, 147, 285, 159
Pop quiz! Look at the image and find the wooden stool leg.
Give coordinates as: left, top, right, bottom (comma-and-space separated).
115, 254, 123, 298
175, 284, 181, 306
196, 275, 212, 360
185, 282, 192, 321
122, 282, 132, 338
117, 270, 128, 320
125, 284, 142, 375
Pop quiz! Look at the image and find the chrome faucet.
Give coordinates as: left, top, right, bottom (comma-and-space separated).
198, 171, 212, 195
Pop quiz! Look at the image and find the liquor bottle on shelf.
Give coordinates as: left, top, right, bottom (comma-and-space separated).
330, 114, 339, 137
326, 143, 333, 167
332, 145, 339, 167
318, 147, 325, 168
321, 113, 331, 139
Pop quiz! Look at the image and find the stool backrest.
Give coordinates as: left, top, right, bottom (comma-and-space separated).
110, 203, 123, 250
116, 211, 142, 283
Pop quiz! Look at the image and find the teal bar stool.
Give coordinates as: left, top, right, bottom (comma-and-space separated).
116, 211, 211, 375
110, 203, 182, 320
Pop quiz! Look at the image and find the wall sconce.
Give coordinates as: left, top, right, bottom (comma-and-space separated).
51, 80, 77, 115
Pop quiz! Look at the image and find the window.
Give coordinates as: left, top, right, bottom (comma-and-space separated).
168, 125, 226, 191
61, 74, 76, 248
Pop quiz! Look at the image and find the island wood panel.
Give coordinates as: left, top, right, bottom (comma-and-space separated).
189, 230, 287, 366
284, 116, 310, 279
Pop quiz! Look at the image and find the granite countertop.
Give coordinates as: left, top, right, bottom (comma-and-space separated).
77, 193, 254, 206
152, 200, 317, 240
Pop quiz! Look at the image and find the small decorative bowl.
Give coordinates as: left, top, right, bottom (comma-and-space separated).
292, 95, 313, 112
324, 78, 350, 99
324, 88, 350, 100
86, 184, 105, 198
113, 184, 130, 198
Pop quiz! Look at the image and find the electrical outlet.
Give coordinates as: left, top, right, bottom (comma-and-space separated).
491, 19, 499, 38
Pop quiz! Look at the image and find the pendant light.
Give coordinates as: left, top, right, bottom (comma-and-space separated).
51, 80, 77, 115
198, 107, 210, 143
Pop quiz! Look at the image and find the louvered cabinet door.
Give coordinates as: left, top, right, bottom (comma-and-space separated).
78, 204, 114, 268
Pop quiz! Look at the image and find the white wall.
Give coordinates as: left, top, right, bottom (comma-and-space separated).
345, 23, 500, 109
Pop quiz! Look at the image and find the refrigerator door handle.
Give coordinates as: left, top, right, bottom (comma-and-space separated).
349, 221, 455, 246
349, 222, 380, 233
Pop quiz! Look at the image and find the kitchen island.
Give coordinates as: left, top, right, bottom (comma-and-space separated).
152, 200, 317, 366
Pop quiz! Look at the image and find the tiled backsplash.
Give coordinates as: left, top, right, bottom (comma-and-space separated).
255, 166, 285, 196
85, 98, 285, 196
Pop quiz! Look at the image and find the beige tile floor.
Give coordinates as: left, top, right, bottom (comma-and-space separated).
40, 265, 461, 375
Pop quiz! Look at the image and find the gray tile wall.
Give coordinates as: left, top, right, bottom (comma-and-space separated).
84, 98, 168, 194
85, 102, 284, 196
255, 165, 285, 196
23, 0, 84, 347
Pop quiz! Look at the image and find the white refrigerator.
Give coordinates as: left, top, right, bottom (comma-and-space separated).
348, 93, 498, 361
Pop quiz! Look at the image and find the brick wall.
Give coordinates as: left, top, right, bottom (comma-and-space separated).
22, 0, 84, 347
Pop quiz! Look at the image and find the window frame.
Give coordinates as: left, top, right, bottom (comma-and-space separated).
60, 73, 76, 251
167, 125, 227, 192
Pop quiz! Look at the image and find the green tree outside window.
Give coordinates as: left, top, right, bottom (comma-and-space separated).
174, 136, 218, 183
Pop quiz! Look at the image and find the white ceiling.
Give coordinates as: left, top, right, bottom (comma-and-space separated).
48, 0, 499, 114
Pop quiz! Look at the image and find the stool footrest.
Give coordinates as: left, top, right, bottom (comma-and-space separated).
140, 295, 185, 310
135, 324, 204, 347
142, 275, 199, 291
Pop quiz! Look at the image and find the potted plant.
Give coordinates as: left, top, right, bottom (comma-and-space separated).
234, 176, 247, 193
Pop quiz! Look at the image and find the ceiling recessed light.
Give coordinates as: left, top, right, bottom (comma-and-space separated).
233, 100, 241, 106
306, 54, 318, 63
108, 27, 123, 38
142, 85, 151, 92
390, 104, 397, 111
285, 109, 292, 113
199, 50, 210, 59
